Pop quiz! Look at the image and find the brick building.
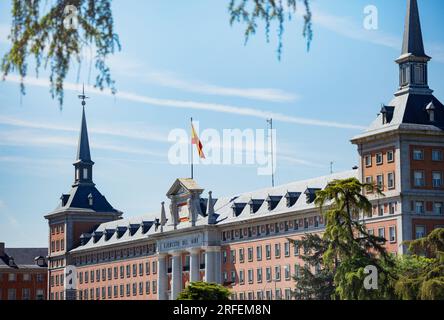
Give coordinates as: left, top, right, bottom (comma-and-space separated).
0, 242, 47, 300
45, 0, 443, 300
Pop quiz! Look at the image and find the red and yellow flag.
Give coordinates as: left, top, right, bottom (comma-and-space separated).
191, 122, 205, 159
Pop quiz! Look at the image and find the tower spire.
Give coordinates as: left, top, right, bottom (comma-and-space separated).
74, 86, 94, 185
401, 0, 428, 59
395, 0, 432, 95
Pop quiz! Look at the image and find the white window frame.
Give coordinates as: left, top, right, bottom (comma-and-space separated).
432, 171, 442, 188
376, 153, 383, 165
387, 150, 394, 163
413, 149, 424, 161
432, 150, 443, 161
365, 155, 372, 167
387, 172, 395, 189
389, 226, 396, 243
414, 170, 425, 187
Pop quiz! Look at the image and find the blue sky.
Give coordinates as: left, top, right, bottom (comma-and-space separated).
0, 0, 443, 247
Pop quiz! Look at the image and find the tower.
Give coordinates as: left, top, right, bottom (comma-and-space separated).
351, 0, 444, 254
44, 92, 122, 300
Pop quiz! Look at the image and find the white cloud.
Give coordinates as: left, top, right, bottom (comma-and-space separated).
0, 115, 169, 143
3, 75, 365, 130
0, 130, 166, 158
309, 7, 444, 63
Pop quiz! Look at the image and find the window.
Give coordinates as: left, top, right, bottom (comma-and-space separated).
378, 205, 384, 217
239, 270, 245, 285
365, 177, 372, 190
23, 273, 30, 281
266, 267, 272, 282
108, 286, 112, 299
285, 288, 292, 300
389, 202, 396, 215
120, 266, 124, 278
257, 268, 263, 283
152, 281, 157, 294
414, 171, 425, 187
37, 274, 44, 282
376, 153, 383, 165
247, 247, 253, 262
60, 239, 64, 251
284, 242, 290, 257
107, 268, 112, 280
120, 285, 124, 297
378, 227, 385, 239
139, 263, 143, 276
114, 267, 118, 279
294, 264, 301, 278
413, 149, 424, 160
231, 271, 236, 283
248, 269, 253, 284
365, 155, 372, 167
230, 250, 236, 264
36, 289, 44, 300
432, 172, 442, 188
8, 289, 16, 300
223, 272, 228, 283
90, 271, 94, 283
415, 201, 425, 214
256, 246, 262, 261
387, 150, 394, 163
114, 285, 118, 298
284, 265, 290, 280
239, 248, 244, 263
83, 168, 88, 179
126, 284, 130, 296
376, 175, 384, 190
432, 150, 443, 161
274, 266, 281, 281
275, 289, 282, 300
293, 241, 299, 256
257, 291, 263, 300
265, 244, 271, 260
145, 262, 150, 275
275, 243, 281, 258
387, 172, 395, 189
22, 288, 30, 300
389, 226, 396, 243
434, 202, 443, 215
415, 226, 426, 239
8, 273, 16, 281
414, 64, 425, 84
139, 282, 143, 295
222, 250, 227, 263
126, 265, 130, 278
145, 281, 150, 294
132, 264, 137, 277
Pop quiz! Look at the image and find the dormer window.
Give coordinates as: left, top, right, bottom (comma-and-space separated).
88, 193, 93, 206
426, 102, 436, 122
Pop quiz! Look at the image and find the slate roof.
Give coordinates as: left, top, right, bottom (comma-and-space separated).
0, 247, 47, 269
354, 93, 444, 140
48, 184, 119, 216
71, 170, 358, 252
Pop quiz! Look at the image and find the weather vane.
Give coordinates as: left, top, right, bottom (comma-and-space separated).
78, 84, 89, 106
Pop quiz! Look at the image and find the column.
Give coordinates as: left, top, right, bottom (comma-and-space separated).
171, 251, 183, 300
189, 248, 201, 283
157, 253, 168, 300
204, 246, 220, 283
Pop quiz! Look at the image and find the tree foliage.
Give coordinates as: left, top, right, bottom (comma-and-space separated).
1, 0, 120, 106
228, 0, 313, 58
177, 281, 231, 300
290, 234, 335, 300
313, 178, 397, 300
395, 228, 444, 300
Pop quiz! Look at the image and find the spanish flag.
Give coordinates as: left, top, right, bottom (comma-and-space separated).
191, 121, 205, 159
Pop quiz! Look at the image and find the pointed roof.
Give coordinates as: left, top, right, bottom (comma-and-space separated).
400, 0, 429, 59
76, 106, 92, 162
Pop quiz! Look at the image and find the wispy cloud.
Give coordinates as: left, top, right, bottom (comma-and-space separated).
2, 75, 365, 130
0, 115, 169, 143
0, 130, 166, 158
309, 7, 444, 63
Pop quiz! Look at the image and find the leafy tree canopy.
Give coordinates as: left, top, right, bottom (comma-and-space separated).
177, 281, 231, 300
2, 0, 120, 107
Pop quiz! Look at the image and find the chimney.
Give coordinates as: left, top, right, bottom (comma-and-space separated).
0, 242, 4, 256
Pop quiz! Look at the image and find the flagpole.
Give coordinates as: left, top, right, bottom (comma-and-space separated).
190, 117, 194, 179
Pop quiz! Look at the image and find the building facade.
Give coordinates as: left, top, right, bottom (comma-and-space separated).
0, 242, 47, 300
45, 0, 444, 300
